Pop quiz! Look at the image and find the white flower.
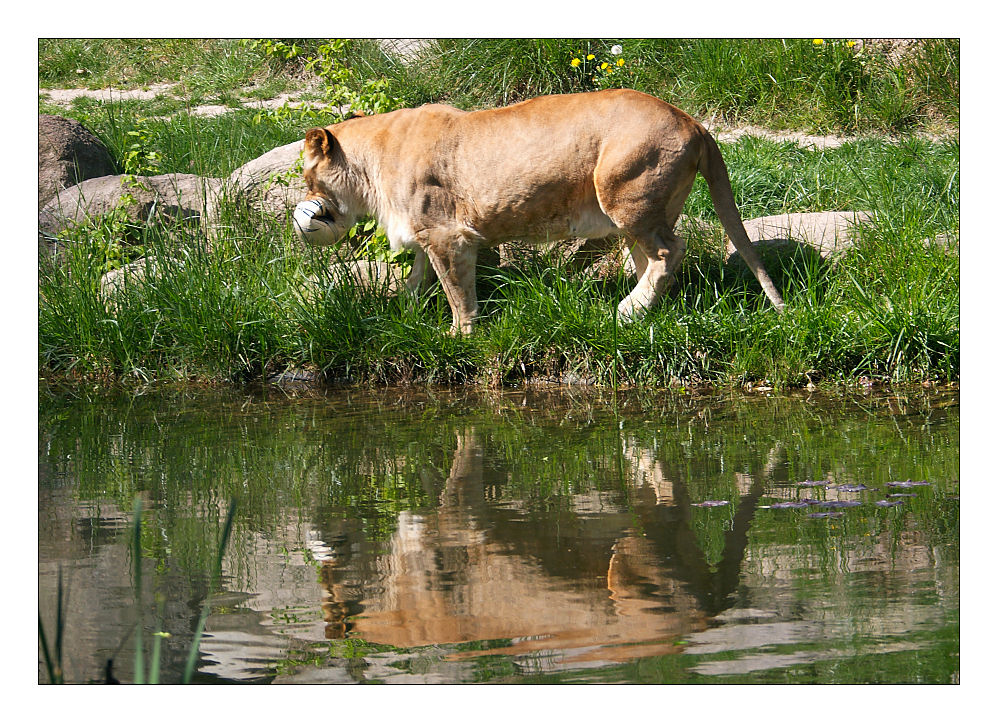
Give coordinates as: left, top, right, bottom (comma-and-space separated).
610, 44, 623, 56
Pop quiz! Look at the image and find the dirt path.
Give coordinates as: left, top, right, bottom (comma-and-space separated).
40, 83, 339, 118
40, 82, 953, 149
704, 122, 951, 149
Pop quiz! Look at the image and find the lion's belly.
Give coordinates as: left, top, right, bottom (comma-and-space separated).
517, 207, 619, 243
469, 189, 619, 244
386, 176, 621, 248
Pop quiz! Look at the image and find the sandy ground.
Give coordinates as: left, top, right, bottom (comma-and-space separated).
40, 83, 338, 118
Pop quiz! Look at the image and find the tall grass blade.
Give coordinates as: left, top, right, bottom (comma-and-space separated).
55, 567, 65, 679
182, 498, 237, 684
131, 497, 144, 684
149, 599, 166, 685
612, 295, 619, 390
38, 567, 65, 684
38, 615, 55, 683
38, 615, 60, 684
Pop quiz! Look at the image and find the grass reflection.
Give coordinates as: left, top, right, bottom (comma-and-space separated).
38, 385, 958, 683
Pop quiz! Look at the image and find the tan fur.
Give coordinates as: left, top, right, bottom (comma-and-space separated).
297, 89, 785, 333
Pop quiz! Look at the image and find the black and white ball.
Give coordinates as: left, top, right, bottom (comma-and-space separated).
293, 200, 338, 246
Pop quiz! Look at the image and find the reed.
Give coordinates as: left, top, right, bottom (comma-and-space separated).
38, 497, 237, 683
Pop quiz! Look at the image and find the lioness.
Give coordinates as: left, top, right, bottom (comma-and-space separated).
294, 89, 785, 333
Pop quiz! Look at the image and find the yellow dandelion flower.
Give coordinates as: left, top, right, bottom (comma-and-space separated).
586, 54, 595, 60
813, 39, 824, 46
847, 40, 856, 48
571, 57, 581, 68
617, 58, 625, 67
606, 68, 613, 75
600, 62, 609, 70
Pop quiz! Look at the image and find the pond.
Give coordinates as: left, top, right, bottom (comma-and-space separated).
38, 384, 959, 684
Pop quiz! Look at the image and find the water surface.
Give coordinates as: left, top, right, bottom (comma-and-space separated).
38, 385, 959, 683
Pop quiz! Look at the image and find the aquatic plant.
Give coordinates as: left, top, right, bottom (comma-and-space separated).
39, 497, 236, 684
38, 569, 65, 684
182, 498, 237, 683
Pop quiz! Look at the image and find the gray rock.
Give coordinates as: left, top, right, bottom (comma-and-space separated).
38, 115, 116, 207
301, 259, 406, 299
498, 236, 618, 273
40, 173, 222, 237
266, 367, 320, 386
378, 39, 433, 64
727, 211, 873, 260
99, 256, 180, 311
927, 232, 959, 254
334, 259, 405, 291
723, 211, 874, 282
205, 141, 306, 235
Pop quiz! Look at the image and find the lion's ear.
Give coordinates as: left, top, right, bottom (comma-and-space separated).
304, 127, 336, 157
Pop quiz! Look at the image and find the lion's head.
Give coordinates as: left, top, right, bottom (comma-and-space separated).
293, 127, 362, 246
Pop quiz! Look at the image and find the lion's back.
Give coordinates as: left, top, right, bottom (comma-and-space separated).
334, 90, 706, 243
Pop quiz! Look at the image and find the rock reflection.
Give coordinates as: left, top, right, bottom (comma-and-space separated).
316, 426, 780, 666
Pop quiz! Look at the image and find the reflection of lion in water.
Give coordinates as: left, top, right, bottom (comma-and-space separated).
294, 89, 785, 333
317, 429, 710, 659
314, 427, 777, 665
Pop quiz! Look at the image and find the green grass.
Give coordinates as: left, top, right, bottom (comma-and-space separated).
37, 39, 959, 390
344, 38, 958, 134
40, 39, 958, 135
38, 134, 958, 389
38, 39, 314, 102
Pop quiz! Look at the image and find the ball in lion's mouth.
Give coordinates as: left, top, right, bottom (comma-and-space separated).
293, 199, 336, 244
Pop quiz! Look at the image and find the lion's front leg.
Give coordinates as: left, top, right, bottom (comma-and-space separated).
423, 234, 480, 335
404, 247, 438, 295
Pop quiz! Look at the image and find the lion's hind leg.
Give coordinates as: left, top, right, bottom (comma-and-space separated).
616, 228, 686, 321
593, 146, 695, 322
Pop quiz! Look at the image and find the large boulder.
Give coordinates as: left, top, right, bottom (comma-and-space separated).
205, 140, 306, 234
722, 211, 873, 288
229, 139, 306, 214
38, 115, 117, 207
40, 173, 223, 237
726, 211, 873, 260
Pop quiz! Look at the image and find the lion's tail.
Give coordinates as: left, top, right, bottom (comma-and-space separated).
697, 128, 785, 312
